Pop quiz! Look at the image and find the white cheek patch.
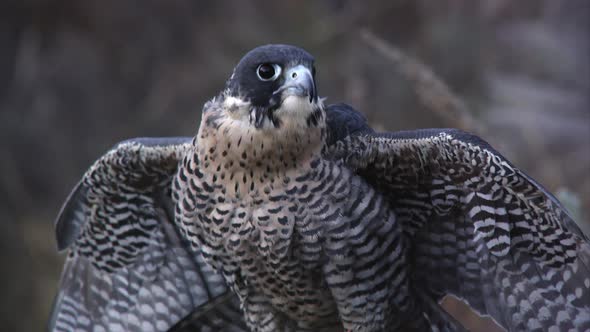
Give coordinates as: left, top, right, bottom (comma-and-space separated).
223, 96, 250, 113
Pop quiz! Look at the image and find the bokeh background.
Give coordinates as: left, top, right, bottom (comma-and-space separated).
1, 0, 588, 331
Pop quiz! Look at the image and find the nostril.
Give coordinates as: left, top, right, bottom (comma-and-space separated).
292, 72, 297, 78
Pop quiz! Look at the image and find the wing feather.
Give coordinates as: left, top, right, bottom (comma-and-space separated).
49, 137, 247, 332
325, 104, 590, 331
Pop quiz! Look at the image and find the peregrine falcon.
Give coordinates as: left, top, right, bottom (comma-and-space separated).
49, 44, 590, 332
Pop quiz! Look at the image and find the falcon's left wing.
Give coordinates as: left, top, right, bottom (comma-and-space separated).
325, 104, 590, 331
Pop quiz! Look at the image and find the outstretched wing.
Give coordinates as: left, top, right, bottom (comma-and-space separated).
325, 104, 590, 331
49, 137, 247, 332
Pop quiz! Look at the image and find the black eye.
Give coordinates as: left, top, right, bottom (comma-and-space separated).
256, 63, 281, 81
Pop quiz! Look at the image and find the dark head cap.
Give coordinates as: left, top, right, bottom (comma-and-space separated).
225, 44, 316, 108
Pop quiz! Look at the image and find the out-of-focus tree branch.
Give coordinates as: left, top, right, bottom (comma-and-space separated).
359, 28, 487, 136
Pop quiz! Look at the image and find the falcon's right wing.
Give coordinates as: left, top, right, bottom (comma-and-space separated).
49, 137, 247, 332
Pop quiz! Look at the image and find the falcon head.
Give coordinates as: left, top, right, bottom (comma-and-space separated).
203, 44, 324, 132
198, 45, 326, 172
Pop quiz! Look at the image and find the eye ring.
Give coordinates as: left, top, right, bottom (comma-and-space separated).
256, 63, 281, 81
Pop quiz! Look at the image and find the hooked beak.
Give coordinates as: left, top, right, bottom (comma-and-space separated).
273, 65, 317, 103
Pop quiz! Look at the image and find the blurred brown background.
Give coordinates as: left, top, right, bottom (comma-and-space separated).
1, 0, 588, 331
